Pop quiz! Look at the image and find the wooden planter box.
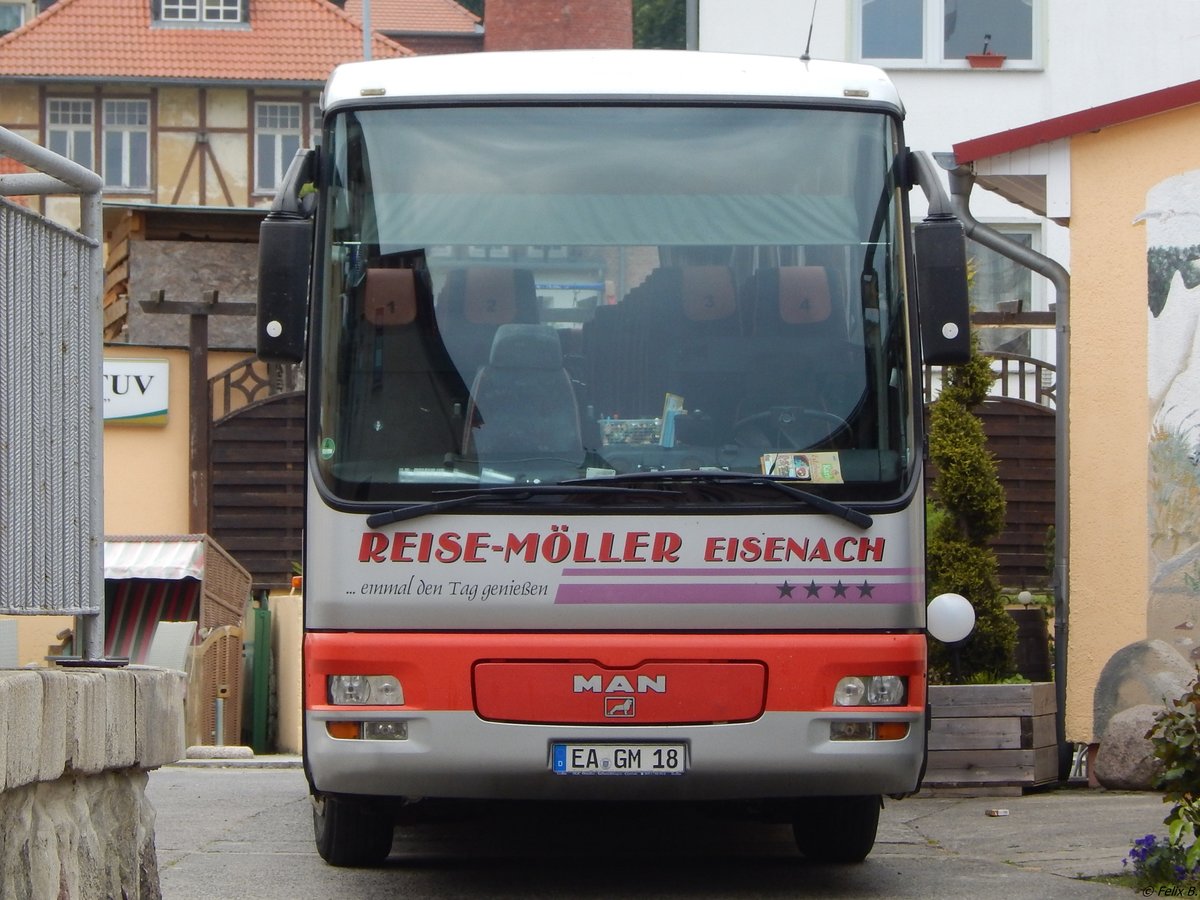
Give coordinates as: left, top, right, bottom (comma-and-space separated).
924, 682, 1058, 792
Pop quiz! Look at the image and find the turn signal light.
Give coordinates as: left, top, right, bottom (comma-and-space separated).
830, 721, 910, 741
325, 720, 410, 741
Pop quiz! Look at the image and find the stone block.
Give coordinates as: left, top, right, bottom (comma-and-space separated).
1094, 703, 1164, 791
67, 670, 110, 774
0, 670, 43, 792
105, 668, 137, 769
133, 668, 186, 768
36, 669, 68, 782
0, 668, 182, 899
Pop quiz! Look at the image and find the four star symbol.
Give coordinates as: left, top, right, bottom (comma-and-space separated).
776, 579, 877, 600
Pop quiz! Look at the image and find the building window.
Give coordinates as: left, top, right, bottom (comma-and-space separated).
968, 229, 1037, 356
0, 3, 25, 35
158, 0, 244, 23
47, 99, 94, 170
103, 100, 150, 191
255, 102, 302, 193
859, 0, 1038, 68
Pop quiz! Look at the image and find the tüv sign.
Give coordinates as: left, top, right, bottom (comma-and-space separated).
103, 358, 169, 425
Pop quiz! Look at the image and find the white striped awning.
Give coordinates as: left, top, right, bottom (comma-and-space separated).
103, 536, 207, 581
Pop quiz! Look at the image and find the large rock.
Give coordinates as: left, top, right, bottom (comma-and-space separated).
0, 770, 160, 900
1094, 703, 1165, 791
1092, 639, 1194, 740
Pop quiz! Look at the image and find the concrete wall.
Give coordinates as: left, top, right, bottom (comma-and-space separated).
0, 666, 185, 899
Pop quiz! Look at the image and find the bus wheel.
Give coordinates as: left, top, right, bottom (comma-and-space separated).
791, 795, 880, 863
312, 793, 394, 867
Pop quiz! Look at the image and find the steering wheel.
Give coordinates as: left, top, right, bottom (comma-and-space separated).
733, 406, 851, 450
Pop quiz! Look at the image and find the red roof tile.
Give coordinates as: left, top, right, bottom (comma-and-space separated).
343, 0, 479, 34
0, 0, 412, 84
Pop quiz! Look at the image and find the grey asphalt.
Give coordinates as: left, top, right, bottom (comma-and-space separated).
166, 754, 1169, 885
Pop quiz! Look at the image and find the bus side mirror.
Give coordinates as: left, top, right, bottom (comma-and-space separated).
914, 217, 971, 365
258, 149, 316, 364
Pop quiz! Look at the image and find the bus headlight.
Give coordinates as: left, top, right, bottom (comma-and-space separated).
328, 674, 404, 705
833, 675, 906, 707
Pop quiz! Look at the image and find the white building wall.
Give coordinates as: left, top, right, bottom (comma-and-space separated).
697, 0, 1200, 362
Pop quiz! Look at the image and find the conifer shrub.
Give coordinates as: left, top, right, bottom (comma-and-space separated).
926, 337, 1016, 681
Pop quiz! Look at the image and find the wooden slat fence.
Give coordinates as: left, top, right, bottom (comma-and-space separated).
208, 358, 304, 590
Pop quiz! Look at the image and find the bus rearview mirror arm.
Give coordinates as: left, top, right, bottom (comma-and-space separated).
908, 149, 972, 366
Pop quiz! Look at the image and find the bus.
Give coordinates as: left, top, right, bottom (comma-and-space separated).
257, 49, 972, 867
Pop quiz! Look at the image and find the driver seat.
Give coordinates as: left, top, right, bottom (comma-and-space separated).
736, 266, 866, 448
463, 324, 584, 463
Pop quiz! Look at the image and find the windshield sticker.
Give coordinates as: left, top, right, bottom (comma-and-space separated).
761, 452, 843, 483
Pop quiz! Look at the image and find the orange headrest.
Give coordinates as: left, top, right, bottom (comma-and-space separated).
680, 266, 737, 322
363, 268, 417, 326
777, 267, 831, 325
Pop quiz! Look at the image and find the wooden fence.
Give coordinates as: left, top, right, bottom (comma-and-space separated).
208, 359, 304, 590
926, 354, 1057, 589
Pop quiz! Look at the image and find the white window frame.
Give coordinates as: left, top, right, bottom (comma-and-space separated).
255, 101, 303, 194
159, 0, 242, 23
308, 101, 322, 148
102, 99, 151, 192
855, 0, 1043, 70
46, 98, 95, 170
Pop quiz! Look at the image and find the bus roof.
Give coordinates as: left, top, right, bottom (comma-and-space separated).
322, 49, 903, 114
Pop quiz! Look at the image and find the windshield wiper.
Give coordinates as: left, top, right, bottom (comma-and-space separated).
365, 484, 680, 528
563, 469, 873, 530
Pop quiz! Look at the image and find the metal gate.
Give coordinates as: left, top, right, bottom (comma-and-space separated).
0, 127, 106, 657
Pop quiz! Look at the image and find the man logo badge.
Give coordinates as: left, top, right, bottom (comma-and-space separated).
605, 696, 635, 718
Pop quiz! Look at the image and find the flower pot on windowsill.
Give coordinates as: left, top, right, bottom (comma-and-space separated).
966, 52, 1006, 68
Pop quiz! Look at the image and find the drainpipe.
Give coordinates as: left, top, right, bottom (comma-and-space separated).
936, 157, 1072, 778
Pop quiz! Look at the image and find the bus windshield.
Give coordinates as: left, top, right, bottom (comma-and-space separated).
314, 104, 915, 504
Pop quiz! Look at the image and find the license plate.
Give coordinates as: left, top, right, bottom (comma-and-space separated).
551, 743, 687, 775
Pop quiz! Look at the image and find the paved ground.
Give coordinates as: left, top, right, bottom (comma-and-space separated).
885, 787, 1168, 880
165, 755, 1170, 889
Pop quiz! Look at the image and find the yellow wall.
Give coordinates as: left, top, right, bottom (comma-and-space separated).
268, 591, 303, 754
103, 345, 249, 534
158, 87, 200, 128
1066, 105, 1200, 740
2, 84, 39, 124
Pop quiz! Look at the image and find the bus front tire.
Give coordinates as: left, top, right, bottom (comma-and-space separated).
312, 793, 394, 867
792, 795, 881, 863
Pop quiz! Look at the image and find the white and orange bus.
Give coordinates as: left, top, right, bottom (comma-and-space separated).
257, 49, 973, 867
